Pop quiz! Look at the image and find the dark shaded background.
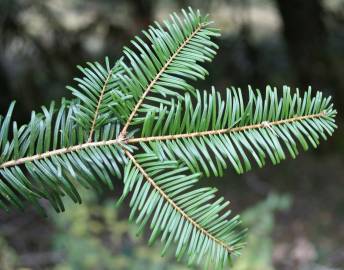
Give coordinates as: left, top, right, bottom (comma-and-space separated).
0, 0, 343, 269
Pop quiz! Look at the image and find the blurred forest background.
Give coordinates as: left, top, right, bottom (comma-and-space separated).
0, 0, 343, 269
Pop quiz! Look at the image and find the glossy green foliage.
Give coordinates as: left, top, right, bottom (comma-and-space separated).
119, 150, 245, 268
142, 86, 336, 177
0, 7, 338, 270
67, 59, 133, 129
116, 9, 220, 122
0, 101, 127, 212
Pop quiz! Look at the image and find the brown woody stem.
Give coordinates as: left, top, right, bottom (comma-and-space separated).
127, 112, 326, 144
0, 112, 325, 169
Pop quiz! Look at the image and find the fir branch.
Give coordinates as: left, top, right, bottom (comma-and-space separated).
0, 7, 338, 269
136, 86, 337, 176
119, 23, 204, 137
124, 149, 236, 253
88, 70, 114, 142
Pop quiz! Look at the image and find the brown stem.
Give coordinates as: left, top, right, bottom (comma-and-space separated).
0, 111, 326, 169
0, 138, 122, 169
127, 111, 326, 144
